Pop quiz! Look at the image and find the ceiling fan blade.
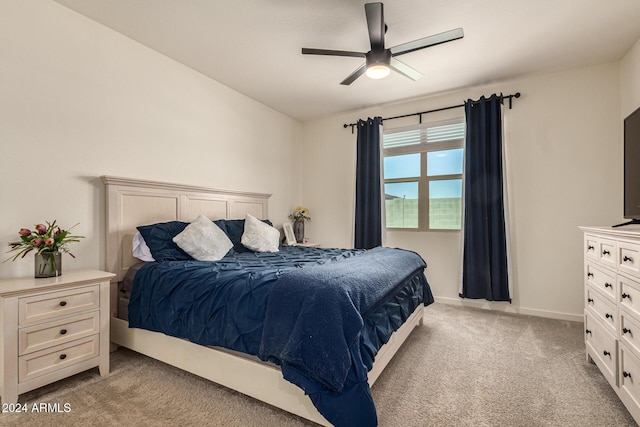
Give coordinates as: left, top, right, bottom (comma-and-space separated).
390, 28, 464, 56
365, 2, 385, 51
302, 48, 366, 58
390, 58, 423, 81
340, 64, 367, 85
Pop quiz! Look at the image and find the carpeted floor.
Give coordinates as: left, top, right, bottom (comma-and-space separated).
2, 303, 636, 426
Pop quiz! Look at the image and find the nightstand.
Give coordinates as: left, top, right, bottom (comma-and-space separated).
0, 269, 115, 404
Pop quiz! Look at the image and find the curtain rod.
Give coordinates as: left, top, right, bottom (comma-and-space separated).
343, 92, 521, 133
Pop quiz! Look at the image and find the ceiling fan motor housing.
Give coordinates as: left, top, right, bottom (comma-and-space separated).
366, 49, 391, 68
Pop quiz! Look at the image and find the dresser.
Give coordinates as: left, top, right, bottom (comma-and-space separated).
0, 269, 114, 404
581, 226, 640, 423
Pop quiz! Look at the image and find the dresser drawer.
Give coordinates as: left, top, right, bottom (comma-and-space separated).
586, 262, 617, 302
18, 312, 100, 356
585, 235, 599, 261
585, 311, 618, 387
18, 285, 100, 325
620, 273, 640, 319
619, 241, 640, 279
620, 344, 640, 412
585, 286, 618, 335
18, 335, 99, 383
585, 234, 617, 268
621, 309, 640, 353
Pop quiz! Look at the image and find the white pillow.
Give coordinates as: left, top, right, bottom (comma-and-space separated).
132, 231, 155, 262
172, 215, 233, 261
241, 213, 280, 253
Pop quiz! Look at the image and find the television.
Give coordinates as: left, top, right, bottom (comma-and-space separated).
615, 105, 640, 227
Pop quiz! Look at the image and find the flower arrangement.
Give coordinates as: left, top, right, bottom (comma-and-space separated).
288, 206, 311, 223
5, 220, 84, 262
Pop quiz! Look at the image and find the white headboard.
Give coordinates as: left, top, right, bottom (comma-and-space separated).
101, 176, 271, 284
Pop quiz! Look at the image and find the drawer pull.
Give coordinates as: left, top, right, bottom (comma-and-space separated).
603, 350, 611, 357
59, 301, 67, 307
622, 293, 631, 299
623, 328, 632, 335
624, 255, 634, 263
605, 283, 613, 288
587, 245, 595, 251
585, 329, 592, 335
587, 298, 594, 303
587, 272, 594, 278
624, 371, 632, 379
605, 313, 613, 319
60, 329, 67, 335
59, 354, 67, 360
603, 250, 611, 256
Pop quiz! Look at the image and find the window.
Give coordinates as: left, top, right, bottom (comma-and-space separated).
383, 119, 465, 231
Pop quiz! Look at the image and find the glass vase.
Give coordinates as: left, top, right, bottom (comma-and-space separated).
35, 251, 62, 278
293, 220, 305, 243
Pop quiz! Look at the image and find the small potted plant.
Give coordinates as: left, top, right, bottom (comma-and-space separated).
5, 220, 84, 278
288, 206, 311, 243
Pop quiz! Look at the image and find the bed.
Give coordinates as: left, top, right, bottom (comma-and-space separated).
102, 176, 433, 426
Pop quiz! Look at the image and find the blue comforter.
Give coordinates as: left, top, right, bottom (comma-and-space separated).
128, 246, 432, 426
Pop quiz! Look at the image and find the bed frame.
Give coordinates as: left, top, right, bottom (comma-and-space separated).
102, 175, 424, 425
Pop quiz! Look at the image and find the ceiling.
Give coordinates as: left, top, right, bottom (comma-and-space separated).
54, 0, 640, 122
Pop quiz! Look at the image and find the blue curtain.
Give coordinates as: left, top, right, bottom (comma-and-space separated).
354, 117, 383, 249
460, 95, 510, 302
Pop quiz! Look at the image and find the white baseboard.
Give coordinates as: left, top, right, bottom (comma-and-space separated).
434, 296, 583, 323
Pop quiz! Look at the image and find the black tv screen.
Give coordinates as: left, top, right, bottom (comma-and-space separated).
624, 106, 640, 220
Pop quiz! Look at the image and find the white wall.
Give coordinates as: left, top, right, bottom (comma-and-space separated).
621, 37, 640, 116
302, 63, 622, 321
0, 1, 302, 279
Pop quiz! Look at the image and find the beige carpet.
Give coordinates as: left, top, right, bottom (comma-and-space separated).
3, 303, 636, 426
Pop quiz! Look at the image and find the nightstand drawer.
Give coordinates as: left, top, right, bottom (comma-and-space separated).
19, 335, 99, 383
18, 285, 99, 325
19, 312, 100, 356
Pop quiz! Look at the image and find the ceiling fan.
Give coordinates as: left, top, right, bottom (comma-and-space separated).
301, 2, 463, 85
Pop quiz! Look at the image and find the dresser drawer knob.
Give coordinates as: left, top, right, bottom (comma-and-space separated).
60, 329, 67, 335
605, 283, 613, 288
623, 328, 632, 335
603, 250, 611, 256
587, 298, 594, 303
587, 245, 595, 251
622, 293, 631, 299
603, 350, 611, 357
624, 255, 634, 263
59, 301, 67, 307
585, 329, 592, 335
624, 371, 632, 379
59, 354, 67, 360
587, 272, 594, 278
605, 313, 613, 319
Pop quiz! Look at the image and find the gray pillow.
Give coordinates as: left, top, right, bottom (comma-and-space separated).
241, 213, 280, 252
172, 215, 233, 261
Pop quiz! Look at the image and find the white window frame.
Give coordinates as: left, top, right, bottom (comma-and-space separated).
383, 117, 465, 231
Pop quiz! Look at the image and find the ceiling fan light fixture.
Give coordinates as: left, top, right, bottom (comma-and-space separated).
366, 64, 391, 79
365, 49, 392, 79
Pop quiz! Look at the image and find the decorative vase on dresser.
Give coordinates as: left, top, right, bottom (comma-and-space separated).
580, 225, 640, 424
34, 250, 62, 278
0, 269, 115, 404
